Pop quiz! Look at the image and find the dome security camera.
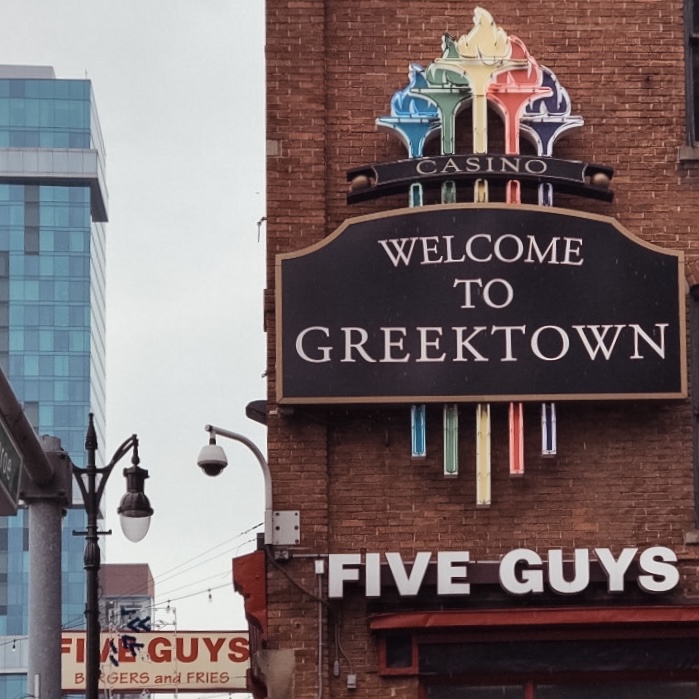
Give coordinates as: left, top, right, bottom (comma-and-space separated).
197, 443, 228, 477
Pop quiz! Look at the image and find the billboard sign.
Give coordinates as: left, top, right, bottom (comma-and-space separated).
61, 631, 250, 694
277, 204, 686, 404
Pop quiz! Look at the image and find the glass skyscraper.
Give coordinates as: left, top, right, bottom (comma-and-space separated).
0, 65, 107, 697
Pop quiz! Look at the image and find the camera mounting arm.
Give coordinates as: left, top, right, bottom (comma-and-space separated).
197, 424, 299, 548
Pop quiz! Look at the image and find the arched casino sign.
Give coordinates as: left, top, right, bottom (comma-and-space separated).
275, 7, 685, 491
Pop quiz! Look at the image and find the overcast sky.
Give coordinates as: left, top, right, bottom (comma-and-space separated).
0, 0, 267, 663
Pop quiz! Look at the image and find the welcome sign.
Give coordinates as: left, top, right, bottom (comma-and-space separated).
276, 203, 685, 404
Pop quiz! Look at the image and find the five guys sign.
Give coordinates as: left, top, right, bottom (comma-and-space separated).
276, 203, 686, 404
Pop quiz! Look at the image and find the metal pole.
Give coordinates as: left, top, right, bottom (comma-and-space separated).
75, 415, 145, 699
21, 435, 72, 699
83, 415, 101, 699
27, 500, 62, 699
23, 435, 72, 699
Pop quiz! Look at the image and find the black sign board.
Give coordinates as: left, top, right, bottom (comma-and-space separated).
276, 204, 686, 404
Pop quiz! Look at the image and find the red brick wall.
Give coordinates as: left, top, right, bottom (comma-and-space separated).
264, 2, 699, 697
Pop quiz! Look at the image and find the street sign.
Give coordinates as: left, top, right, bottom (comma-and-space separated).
0, 412, 23, 515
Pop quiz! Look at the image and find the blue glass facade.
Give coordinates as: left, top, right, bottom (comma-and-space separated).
0, 66, 107, 696
0, 77, 91, 148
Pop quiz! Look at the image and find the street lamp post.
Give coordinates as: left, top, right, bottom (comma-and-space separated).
73, 413, 154, 699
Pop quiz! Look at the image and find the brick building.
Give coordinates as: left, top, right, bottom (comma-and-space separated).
234, 2, 699, 698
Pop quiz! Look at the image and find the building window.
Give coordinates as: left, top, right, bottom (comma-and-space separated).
23, 401, 38, 429
687, 0, 699, 147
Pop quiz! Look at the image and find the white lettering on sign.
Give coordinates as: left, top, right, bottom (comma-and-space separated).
0, 446, 14, 481
377, 234, 584, 268
0, 436, 18, 489
637, 547, 680, 592
453, 278, 514, 309
437, 551, 470, 595
328, 553, 362, 598
414, 156, 549, 178
387, 551, 431, 595
499, 548, 545, 595
327, 547, 680, 599
595, 547, 638, 592
294, 324, 668, 364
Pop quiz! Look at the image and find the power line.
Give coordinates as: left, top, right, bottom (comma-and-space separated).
148, 523, 262, 584
60, 524, 261, 632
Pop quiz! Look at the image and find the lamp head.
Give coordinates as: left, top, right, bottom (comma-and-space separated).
118, 490, 153, 542
118, 447, 154, 543
197, 437, 228, 477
